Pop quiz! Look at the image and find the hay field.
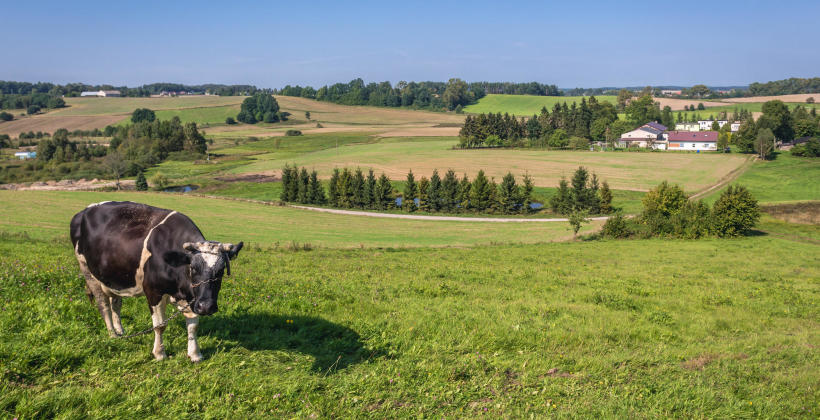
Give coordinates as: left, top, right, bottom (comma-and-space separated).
0, 114, 127, 136
58, 95, 245, 116
652, 97, 727, 111
723, 93, 818, 103
229, 136, 749, 193
275, 96, 465, 126
462, 94, 617, 116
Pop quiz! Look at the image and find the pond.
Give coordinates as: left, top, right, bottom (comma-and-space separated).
164, 185, 199, 193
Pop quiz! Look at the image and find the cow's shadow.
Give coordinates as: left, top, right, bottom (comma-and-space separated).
201, 312, 385, 373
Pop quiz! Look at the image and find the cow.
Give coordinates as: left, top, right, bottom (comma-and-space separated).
70, 201, 243, 362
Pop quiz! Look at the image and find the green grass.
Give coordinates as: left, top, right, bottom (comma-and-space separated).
0, 191, 598, 247
676, 102, 820, 121
154, 104, 241, 125
463, 94, 617, 116
1, 229, 817, 417
57, 96, 245, 116
702, 152, 820, 204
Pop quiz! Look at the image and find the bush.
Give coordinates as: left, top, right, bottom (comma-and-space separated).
131, 108, 156, 123
225, 117, 236, 125
27, 105, 41, 115
285, 130, 302, 136
641, 181, 688, 235
151, 172, 169, 190
601, 212, 632, 238
790, 138, 820, 157
568, 136, 590, 150
711, 185, 759, 237
670, 200, 711, 239
0, 111, 13, 122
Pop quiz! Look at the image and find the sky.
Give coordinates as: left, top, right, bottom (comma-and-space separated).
3, 0, 819, 89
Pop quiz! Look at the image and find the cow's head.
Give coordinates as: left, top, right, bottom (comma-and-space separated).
179, 241, 243, 315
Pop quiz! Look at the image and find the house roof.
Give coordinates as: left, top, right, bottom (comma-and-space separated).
644, 122, 667, 131
667, 131, 718, 142
638, 126, 662, 135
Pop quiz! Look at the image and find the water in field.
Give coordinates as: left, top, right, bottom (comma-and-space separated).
164, 185, 199, 193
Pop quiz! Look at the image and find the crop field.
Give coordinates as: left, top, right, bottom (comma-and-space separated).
58, 96, 245, 116
1, 207, 818, 417
462, 94, 617, 116
216, 134, 749, 193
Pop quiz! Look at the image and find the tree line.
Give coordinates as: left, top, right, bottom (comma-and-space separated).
280, 166, 544, 215
469, 82, 561, 96
0, 81, 263, 97
549, 167, 613, 215
0, 92, 65, 114
730, 101, 819, 158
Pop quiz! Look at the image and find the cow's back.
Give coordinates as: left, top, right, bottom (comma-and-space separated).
72, 201, 173, 291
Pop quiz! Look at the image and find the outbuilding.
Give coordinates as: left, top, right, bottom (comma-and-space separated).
14, 151, 37, 160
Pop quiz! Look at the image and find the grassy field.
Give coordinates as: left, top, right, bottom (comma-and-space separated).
0, 191, 600, 247
702, 152, 820, 204
1, 224, 817, 417
219, 134, 748, 193
57, 96, 245, 116
463, 94, 617, 116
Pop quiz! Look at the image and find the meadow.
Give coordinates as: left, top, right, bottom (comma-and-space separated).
1, 223, 817, 418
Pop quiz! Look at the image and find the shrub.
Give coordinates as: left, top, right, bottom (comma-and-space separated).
568, 136, 590, 150
790, 138, 820, 157
0, 111, 13, 122
641, 181, 688, 235
151, 172, 169, 190
135, 171, 148, 191
711, 185, 759, 237
601, 213, 632, 238
131, 108, 156, 123
670, 200, 711, 239
285, 130, 302, 136
225, 117, 236, 125
27, 105, 41, 115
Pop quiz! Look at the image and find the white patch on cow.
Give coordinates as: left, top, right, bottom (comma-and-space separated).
151, 295, 169, 360
201, 252, 220, 269
135, 211, 178, 294
86, 201, 112, 208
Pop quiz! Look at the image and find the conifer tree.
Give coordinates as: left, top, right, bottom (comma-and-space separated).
551, 177, 572, 214
280, 164, 293, 201
377, 173, 394, 210
338, 168, 353, 208
487, 177, 500, 213
403, 170, 418, 211
599, 181, 613, 214
309, 170, 325, 204
457, 174, 471, 211
428, 169, 442, 211
286, 166, 299, 202
499, 172, 520, 214
352, 168, 365, 208
297, 167, 310, 203
328, 168, 340, 206
441, 169, 458, 211
470, 170, 492, 211
588, 172, 601, 214
521, 173, 534, 214
135, 171, 148, 191
365, 169, 377, 209
571, 166, 590, 210
418, 177, 430, 212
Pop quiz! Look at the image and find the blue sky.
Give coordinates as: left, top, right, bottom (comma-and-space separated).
3, 0, 818, 88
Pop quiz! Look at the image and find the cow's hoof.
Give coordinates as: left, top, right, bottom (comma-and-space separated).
153, 351, 168, 361
108, 331, 121, 338
188, 352, 203, 363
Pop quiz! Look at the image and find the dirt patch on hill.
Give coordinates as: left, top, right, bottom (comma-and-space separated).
374, 126, 461, 137
762, 202, 820, 224
0, 178, 135, 191
0, 114, 127, 136
723, 94, 818, 103
214, 173, 279, 183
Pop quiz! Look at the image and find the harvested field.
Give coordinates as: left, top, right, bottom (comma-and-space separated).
0, 114, 127, 136
722, 94, 819, 103
652, 97, 726, 111
276, 96, 465, 126
58, 95, 245, 116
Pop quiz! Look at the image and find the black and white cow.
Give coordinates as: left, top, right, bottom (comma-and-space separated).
70, 201, 243, 362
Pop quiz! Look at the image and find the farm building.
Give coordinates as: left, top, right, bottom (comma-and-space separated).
667, 131, 718, 151
618, 125, 667, 149
14, 151, 36, 160
80, 90, 121, 97
697, 120, 728, 130
730, 122, 741, 132
675, 122, 700, 131
661, 90, 682, 95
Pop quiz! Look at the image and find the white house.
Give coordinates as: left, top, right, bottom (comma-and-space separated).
667, 131, 718, 151
14, 151, 36, 160
618, 126, 667, 149
698, 120, 715, 131
675, 122, 700, 131
80, 90, 121, 97
730, 122, 741, 132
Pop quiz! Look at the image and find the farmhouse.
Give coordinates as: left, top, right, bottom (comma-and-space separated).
14, 151, 36, 160
80, 90, 121, 97
675, 122, 700, 131
667, 131, 718, 151
730, 122, 741, 132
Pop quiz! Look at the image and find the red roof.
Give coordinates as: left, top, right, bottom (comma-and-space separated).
667, 131, 718, 142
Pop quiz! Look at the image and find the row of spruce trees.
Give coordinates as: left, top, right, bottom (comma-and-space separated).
549, 167, 614, 215
280, 166, 541, 214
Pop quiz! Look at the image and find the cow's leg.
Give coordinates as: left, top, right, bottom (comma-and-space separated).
109, 296, 124, 336
151, 295, 169, 360
84, 276, 117, 337
173, 300, 202, 362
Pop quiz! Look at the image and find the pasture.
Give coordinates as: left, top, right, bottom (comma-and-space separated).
216, 134, 749, 193
0, 208, 817, 417
463, 94, 617, 116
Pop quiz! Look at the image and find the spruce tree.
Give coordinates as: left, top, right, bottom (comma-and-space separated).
599, 181, 613, 214
521, 173, 534, 214
135, 171, 148, 191
428, 169, 442, 211
377, 173, 394, 210
280, 164, 292, 201
570, 166, 590, 210
487, 177, 500, 213
403, 170, 418, 211
352, 168, 366, 208
309, 170, 326, 204
338, 168, 353, 208
328, 168, 340, 206
365, 169, 377, 209
470, 170, 491, 212
457, 174, 471, 211
287, 166, 300, 202
498, 172, 520, 214
441, 169, 458, 211
588, 173, 601, 214
297, 167, 310, 203
418, 177, 430, 212
550, 178, 572, 214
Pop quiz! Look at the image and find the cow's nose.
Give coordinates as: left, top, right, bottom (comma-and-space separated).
195, 301, 217, 315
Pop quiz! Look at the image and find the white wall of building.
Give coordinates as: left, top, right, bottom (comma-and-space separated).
668, 142, 716, 151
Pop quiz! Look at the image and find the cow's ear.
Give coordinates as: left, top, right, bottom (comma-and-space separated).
221, 241, 243, 260
183, 242, 198, 252
163, 250, 191, 267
